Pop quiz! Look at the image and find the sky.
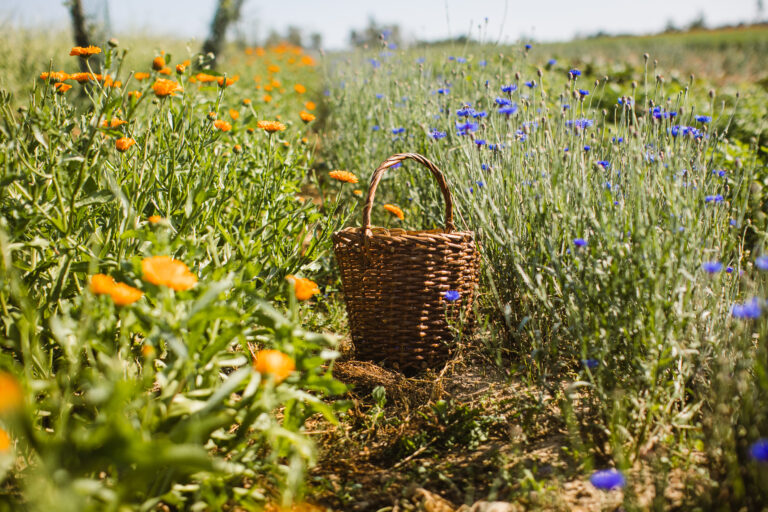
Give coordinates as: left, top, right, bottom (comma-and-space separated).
0, 0, 762, 49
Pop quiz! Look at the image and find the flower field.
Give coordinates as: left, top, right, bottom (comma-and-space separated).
1, 25, 768, 511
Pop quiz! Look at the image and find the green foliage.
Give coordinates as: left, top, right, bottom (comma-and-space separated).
0, 42, 343, 510
320, 39, 768, 506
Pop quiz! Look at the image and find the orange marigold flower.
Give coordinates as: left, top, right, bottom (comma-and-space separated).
70, 72, 101, 83
0, 427, 10, 452
40, 71, 69, 82
152, 79, 182, 98
304, 101, 316, 111
329, 170, 358, 184
128, 90, 142, 98
175, 64, 186, 74
252, 349, 295, 383
213, 120, 232, 132
196, 72, 216, 83
141, 344, 155, 358
263, 84, 273, 92
352, 189, 363, 197
134, 72, 150, 81
148, 215, 163, 223
70, 45, 101, 57
158, 67, 172, 76
262, 94, 272, 103
299, 110, 315, 123
383, 204, 404, 220
229, 108, 240, 120
101, 118, 127, 128
300, 55, 316, 66
242, 98, 252, 105
257, 120, 286, 133
109, 282, 143, 306
152, 56, 165, 70
294, 83, 306, 94
267, 64, 280, 73
286, 275, 320, 301
55, 83, 72, 93
271, 78, 282, 88
217, 76, 238, 87
142, 255, 197, 291
0, 372, 23, 415
115, 137, 136, 152
90, 273, 116, 295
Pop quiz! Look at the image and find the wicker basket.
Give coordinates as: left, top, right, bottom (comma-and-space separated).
332, 153, 480, 372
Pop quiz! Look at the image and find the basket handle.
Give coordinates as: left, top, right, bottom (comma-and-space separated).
362, 153, 455, 236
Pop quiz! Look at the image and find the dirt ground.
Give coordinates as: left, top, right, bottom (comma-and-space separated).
303, 341, 709, 512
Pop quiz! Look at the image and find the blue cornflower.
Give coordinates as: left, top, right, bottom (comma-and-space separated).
524, 80, 536, 88
590, 469, 625, 490
369, 59, 381, 68
750, 439, 768, 462
583, 145, 591, 152
388, 42, 397, 50
726, 266, 734, 273
565, 119, 594, 129
548, 58, 557, 66
597, 161, 610, 168
481, 164, 490, 171
730, 219, 738, 227
704, 194, 724, 203
475, 139, 487, 146
611, 136, 623, 143
495, 97, 512, 106
695, 115, 712, 123
392, 162, 402, 169
392, 127, 405, 135
525, 44, 532, 49
756, 256, 768, 270
578, 89, 590, 97
448, 56, 455, 61
375, 93, 384, 99
476, 180, 485, 188
456, 121, 479, 135
488, 143, 503, 150
437, 88, 450, 94
416, 57, 426, 64
430, 130, 447, 140
372, 125, 380, 131
713, 170, 726, 177
479, 60, 487, 67
604, 182, 612, 190
574, 238, 587, 247
569, 68, 581, 77
498, 104, 518, 116
582, 358, 599, 369
702, 261, 723, 273
472, 110, 487, 118
732, 298, 762, 319
444, 290, 461, 301
456, 57, 467, 63
501, 84, 518, 93
457, 107, 475, 117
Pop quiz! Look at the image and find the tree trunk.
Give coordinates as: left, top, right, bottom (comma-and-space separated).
68, 0, 91, 72
201, 0, 246, 69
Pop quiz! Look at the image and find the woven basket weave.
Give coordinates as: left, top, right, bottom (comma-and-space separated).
332, 153, 480, 372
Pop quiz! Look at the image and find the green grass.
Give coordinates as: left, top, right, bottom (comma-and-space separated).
0, 25, 767, 511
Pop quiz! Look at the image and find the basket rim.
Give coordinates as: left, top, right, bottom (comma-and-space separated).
333, 225, 475, 239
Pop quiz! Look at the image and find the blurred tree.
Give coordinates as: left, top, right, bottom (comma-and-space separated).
66, 0, 91, 72
688, 11, 707, 30
349, 17, 401, 49
309, 32, 323, 51
202, 0, 247, 68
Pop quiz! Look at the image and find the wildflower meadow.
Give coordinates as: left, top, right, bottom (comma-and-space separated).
1, 21, 768, 512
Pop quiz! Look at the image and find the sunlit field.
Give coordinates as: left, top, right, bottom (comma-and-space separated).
1, 24, 768, 511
